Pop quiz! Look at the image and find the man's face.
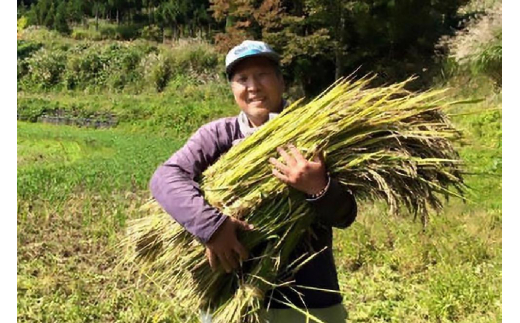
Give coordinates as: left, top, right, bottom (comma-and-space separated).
230, 56, 285, 127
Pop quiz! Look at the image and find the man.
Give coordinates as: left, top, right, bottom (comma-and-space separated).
150, 40, 357, 322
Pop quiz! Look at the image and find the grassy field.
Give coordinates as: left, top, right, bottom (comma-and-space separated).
16, 78, 236, 134
17, 0, 502, 320
17, 121, 201, 322
17, 75, 502, 322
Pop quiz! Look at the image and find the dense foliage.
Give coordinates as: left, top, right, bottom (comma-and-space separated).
18, 0, 494, 94
17, 33, 222, 93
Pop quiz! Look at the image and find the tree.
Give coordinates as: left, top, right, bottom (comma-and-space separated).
108, 0, 140, 24
33, 0, 52, 25
68, 0, 86, 24
25, 3, 39, 25
84, 0, 107, 30
210, 0, 264, 52
210, 0, 471, 95
43, 1, 56, 28
18, 0, 28, 18
153, 0, 212, 39
54, 0, 71, 34
210, 0, 334, 94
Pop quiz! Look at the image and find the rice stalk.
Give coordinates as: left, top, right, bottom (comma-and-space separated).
120, 75, 465, 322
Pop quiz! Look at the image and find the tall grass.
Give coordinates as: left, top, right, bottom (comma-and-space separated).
438, 1, 502, 85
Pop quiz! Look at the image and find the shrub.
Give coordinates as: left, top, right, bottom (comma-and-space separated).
17, 16, 28, 32
17, 98, 51, 122
99, 23, 141, 40
17, 40, 43, 60
71, 28, 103, 41
23, 48, 67, 89
18, 60, 28, 85
17, 31, 221, 92
21, 27, 74, 53
138, 42, 221, 93
140, 52, 174, 92
61, 42, 151, 91
106, 44, 147, 91
170, 41, 220, 72
70, 22, 141, 41
141, 25, 162, 42
471, 32, 501, 83
63, 44, 109, 89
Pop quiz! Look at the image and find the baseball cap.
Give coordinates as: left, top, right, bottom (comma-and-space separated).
225, 40, 280, 78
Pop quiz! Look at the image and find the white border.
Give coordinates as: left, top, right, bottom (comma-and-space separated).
7, 1, 511, 322
502, 1, 515, 322
3, 0, 17, 320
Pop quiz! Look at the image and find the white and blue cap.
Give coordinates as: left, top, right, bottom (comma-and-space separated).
225, 40, 280, 78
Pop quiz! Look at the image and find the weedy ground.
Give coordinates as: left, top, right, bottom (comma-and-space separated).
17, 75, 501, 322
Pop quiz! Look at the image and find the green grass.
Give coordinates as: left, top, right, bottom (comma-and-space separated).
18, 138, 91, 168
17, 121, 200, 322
17, 79, 237, 134
17, 122, 181, 201
335, 204, 501, 322
17, 108, 501, 322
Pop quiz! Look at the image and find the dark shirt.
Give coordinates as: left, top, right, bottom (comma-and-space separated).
150, 115, 357, 309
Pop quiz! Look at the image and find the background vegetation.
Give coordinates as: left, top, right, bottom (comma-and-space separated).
18, 0, 502, 95
17, 0, 502, 322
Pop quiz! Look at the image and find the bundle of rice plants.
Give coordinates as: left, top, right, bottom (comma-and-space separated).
121, 75, 465, 323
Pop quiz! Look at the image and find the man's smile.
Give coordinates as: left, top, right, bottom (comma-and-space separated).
247, 97, 265, 103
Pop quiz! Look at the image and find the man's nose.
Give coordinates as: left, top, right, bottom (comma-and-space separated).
246, 75, 261, 91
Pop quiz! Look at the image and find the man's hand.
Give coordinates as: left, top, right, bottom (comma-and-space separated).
269, 144, 328, 195
205, 217, 253, 273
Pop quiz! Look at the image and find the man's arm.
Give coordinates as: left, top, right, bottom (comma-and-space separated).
150, 123, 228, 244
150, 120, 253, 273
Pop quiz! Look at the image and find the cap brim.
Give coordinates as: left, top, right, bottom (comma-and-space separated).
226, 52, 280, 78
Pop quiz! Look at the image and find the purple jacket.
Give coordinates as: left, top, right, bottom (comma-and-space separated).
150, 114, 357, 309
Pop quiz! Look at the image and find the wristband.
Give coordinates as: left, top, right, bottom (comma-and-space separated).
306, 173, 331, 201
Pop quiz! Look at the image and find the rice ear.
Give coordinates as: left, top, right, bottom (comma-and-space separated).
121, 75, 465, 322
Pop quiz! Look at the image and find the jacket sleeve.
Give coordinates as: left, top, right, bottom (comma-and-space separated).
149, 123, 230, 244
307, 178, 357, 228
